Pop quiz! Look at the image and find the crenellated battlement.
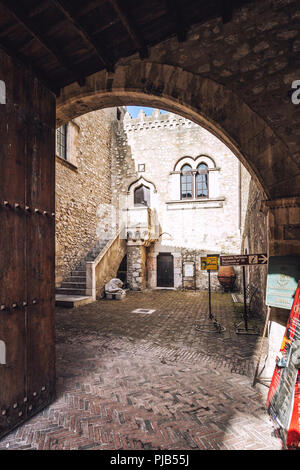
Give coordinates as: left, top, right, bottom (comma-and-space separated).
122, 108, 197, 132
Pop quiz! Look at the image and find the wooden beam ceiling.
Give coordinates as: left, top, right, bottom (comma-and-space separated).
50, 0, 114, 72
0, 0, 256, 93
107, 0, 149, 59
164, 0, 188, 43
0, 0, 86, 86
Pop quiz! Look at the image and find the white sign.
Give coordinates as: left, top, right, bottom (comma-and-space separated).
184, 263, 194, 277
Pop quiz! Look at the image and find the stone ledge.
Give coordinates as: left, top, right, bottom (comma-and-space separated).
55, 154, 78, 171
170, 167, 221, 174
55, 294, 94, 308
262, 197, 300, 211
166, 197, 225, 209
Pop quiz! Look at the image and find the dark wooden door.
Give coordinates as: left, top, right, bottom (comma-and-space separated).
0, 50, 56, 438
157, 253, 174, 287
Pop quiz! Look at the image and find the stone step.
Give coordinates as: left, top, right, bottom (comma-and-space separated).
65, 276, 86, 283
56, 236, 113, 300
70, 270, 86, 277
85, 240, 111, 261
60, 281, 86, 289
55, 294, 94, 308
56, 287, 87, 296
88, 243, 107, 252
86, 252, 107, 261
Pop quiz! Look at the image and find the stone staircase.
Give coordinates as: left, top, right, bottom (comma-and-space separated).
55, 238, 110, 308
85, 237, 111, 262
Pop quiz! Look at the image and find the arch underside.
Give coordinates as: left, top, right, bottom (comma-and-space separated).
57, 62, 300, 200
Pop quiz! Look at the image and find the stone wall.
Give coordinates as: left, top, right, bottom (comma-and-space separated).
55, 108, 118, 286
127, 244, 147, 291
241, 166, 268, 317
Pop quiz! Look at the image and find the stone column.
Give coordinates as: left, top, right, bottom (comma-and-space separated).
147, 254, 157, 289
262, 197, 300, 377
127, 243, 147, 290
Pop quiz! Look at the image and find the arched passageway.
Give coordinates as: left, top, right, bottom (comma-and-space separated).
56, 61, 300, 382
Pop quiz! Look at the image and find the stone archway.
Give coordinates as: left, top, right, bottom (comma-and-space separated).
57, 62, 300, 201
57, 61, 300, 376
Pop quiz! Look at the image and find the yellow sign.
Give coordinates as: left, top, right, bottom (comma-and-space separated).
201, 255, 218, 271
201, 257, 207, 270
207, 255, 218, 270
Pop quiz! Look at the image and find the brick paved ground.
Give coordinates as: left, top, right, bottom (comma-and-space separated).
0, 291, 282, 450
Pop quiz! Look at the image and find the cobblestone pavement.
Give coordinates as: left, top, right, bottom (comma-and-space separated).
0, 290, 282, 450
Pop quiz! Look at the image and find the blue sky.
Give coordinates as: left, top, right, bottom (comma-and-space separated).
126, 106, 168, 118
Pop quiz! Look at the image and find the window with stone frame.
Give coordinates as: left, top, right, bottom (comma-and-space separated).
196, 163, 209, 198
56, 124, 67, 160
180, 164, 193, 199
134, 184, 150, 207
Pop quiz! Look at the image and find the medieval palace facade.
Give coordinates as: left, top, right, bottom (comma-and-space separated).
55, 107, 267, 308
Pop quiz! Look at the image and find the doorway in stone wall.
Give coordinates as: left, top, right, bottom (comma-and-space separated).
157, 253, 174, 288
117, 255, 127, 286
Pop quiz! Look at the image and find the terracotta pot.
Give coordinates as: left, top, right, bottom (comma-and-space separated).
217, 266, 236, 291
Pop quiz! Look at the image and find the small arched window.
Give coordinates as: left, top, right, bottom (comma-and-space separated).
134, 184, 150, 207
196, 163, 209, 198
181, 164, 193, 199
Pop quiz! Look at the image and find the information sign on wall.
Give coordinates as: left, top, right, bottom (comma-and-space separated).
266, 256, 300, 310
184, 262, 194, 277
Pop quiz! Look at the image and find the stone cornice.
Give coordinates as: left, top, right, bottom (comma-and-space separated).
166, 197, 225, 204
166, 197, 225, 210
169, 167, 220, 175
261, 197, 300, 212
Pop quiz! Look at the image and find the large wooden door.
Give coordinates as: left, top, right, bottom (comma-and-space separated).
0, 50, 56, 438
157, 253, 174, 287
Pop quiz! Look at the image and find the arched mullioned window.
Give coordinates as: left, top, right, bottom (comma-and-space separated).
134, 184, 150, 207
180, 164, 193, 199
196, 163, 209, 198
